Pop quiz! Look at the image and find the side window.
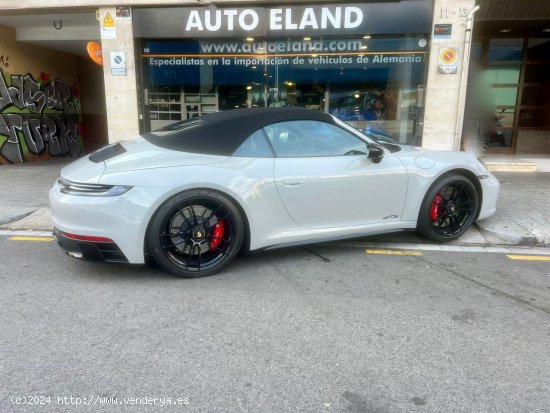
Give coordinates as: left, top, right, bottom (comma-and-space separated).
264, 120, 367, 158
232, 129, 274, 157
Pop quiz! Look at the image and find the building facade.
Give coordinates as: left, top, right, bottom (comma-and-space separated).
0, 0, 548, 164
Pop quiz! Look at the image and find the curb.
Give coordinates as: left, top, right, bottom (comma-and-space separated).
0, 209, 35, 226
475, 220, 539, 247
0, 208, 53, 232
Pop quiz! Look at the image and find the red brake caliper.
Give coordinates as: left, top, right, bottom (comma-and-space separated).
209, 220, 224, 252
430, 194, 443, 222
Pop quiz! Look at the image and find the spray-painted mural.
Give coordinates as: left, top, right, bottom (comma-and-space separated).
0, 68, 82, 163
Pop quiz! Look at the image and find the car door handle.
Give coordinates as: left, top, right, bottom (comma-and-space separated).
281, 178, 308, 187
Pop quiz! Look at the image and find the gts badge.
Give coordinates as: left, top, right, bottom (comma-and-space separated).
383, 214, 399, 220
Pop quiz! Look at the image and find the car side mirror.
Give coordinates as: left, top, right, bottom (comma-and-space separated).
367, 144, 384, 163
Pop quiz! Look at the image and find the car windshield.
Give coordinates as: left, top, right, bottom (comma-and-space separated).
330, 114, 401, 153
366, 133, 402, 153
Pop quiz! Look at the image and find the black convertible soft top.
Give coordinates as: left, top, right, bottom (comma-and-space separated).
142, 107, 336, 156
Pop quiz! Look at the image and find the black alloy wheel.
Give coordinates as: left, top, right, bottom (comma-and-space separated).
148, 190, 244, 277
417, 174, 479, 242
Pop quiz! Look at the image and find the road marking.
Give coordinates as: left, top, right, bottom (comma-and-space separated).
10, 236, 54, 242
337, 241, 550, 256
506, 255, 550, 262
366, 249, 422, 256
0, 230, 53, 237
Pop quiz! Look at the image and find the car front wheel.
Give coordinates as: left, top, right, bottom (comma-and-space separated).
148, 189, 244, 278
417, 174, 479, 242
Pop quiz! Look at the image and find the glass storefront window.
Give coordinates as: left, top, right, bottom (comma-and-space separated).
470, 42, 482, 64
521, 86, 550, 106
484, 66, 520, 84
494, 108, 515, 128
489, 88, 518, 107
470, 36, 550, 154
524, 64, 550, 84
526, 39, 550, 61
148, 85, 182, 122
487, 39, 523, 62
482, 128, 512, 149
143, 35, 428, 145
519, 109, 550, 128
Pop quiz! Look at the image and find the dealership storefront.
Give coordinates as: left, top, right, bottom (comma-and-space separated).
3, 0, 548, 164
133, 1, 433, 146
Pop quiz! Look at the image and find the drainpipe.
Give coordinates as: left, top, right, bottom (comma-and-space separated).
454, 4, 480, 151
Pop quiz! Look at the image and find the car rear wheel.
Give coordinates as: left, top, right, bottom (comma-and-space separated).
417, 174, 479, 242
148, 190, 244, 278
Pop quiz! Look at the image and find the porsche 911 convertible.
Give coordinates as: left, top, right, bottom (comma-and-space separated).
50, 107, 499, 277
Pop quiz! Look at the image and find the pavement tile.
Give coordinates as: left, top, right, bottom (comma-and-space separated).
4, 208, 53, 231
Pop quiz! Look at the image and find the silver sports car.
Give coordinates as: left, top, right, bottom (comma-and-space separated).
50, 107, 499, 277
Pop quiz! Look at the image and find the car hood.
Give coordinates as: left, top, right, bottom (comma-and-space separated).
100, 136, 230, 174
397, 144, 424, 152
392, 146, 489, 176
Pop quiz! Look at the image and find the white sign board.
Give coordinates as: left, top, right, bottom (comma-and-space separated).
110, 52, 126, 76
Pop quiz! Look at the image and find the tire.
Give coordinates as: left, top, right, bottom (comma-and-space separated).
147, 189, 244, 278
417, 174, 479, 242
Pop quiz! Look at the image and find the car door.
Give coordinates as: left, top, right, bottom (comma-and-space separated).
265, 120, 408, 229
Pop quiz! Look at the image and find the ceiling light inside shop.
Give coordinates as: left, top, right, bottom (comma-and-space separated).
362, 35, 371, 39
246, 37, 254, 42
360, 45, 368, 50
543, 28, 550, 32
499, 29, 511, 33
246, 85, 252, 90
304, 37, 311, 41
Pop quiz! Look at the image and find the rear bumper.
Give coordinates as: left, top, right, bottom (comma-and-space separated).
53, 228, 128, 262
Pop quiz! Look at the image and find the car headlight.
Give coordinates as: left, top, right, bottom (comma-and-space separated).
58, 177, 132, 196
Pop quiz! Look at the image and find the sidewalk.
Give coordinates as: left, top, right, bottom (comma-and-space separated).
0, 156, 549, 247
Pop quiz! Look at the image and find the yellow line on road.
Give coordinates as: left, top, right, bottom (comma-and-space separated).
10, 236, 54, 242
507, 255, 550, 262
366, 249, 422, 256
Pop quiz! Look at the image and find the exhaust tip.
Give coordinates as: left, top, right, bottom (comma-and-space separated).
67, 251, 84, 259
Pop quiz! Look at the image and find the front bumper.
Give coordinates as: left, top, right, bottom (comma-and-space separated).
477, 173, 500, 220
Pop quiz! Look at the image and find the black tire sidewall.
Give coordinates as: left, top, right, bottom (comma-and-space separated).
417, 174, 479, 242
147, 189, 244, 278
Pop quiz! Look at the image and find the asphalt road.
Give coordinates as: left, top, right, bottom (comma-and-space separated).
1, 236, 550, 412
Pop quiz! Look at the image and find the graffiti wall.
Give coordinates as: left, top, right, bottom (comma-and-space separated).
0, 69, 81, 163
